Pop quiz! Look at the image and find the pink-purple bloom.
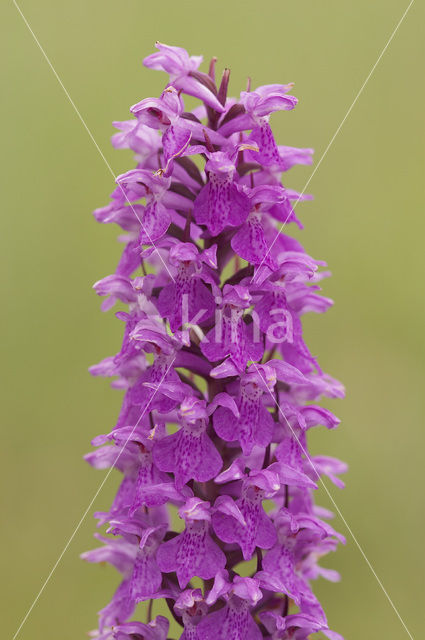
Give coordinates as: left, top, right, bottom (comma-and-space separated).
84, 42, 346, 639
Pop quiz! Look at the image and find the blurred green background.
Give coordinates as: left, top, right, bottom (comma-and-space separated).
2, 1, 424, 638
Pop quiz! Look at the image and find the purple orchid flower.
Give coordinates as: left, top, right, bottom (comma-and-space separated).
111, 118, 162, 162
96, 578, 135, 633
198, 573, 263, 640
143, 42, 225, 113
108, 424, 190, 512
105, 515, 166, 602
174, 588, 208, 639
213, 468, 279, 560
193, 149, 251, 236
211, 364, 276, 455
219, 84, 297, 165
260, 610, 343, 640
85, 43, 346, 639
111, 616, 170, 640
157, 498, 226, 588
153, 396, 222, 489
157, 242, 217, 332
114, 169, 174, 246
200, 284, 263, 372
130, 87, 192, 176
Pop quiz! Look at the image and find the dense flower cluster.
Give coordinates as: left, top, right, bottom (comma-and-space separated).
83, 43, 346, 639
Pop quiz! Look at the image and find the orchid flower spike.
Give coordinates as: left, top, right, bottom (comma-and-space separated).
84, 43, 346, 640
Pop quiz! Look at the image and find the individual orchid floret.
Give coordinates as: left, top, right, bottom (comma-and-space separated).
253, 251, 324, 349
86, 42, 345, 640
256, 509, 344, 607
255, 508, 305, 604
93, 274, 138, 312
248, 185, 307, 231
153, 396, 222, 489
81, 533, 137, 577
198, 574, 263, 640
111, 119, 162, 162
130, 86, 183, 129
212, 469, 279, 560
157, 242, 217, 332
306, 455, 348, 488
201, 284, 263, 371
220, 84, 297, 170
96, 578, 136, 633
157, 497, 226, 587
143, 42, 225, 112
211, 364, 276, 455
174, 588, 208, 639
111, 616, 170, 640
121, 424, 189, 512
241, 83, 298, 118
260, 610, 343, 640
193, 150, 250, 235
276, 144, 314, 172
231, 185, 307, 269
115, 169, 173, 245
131, 526, 165, 601
131, 87, 191, 176
113, 320, 181, 425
